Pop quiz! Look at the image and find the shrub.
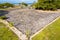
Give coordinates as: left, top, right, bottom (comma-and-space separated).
9, 22, 14, 27
0, 4, 4, 8
0, 3, 14, 9
0, 16, 7, 19
32, 0, 60, 10
20, 2, 28, 6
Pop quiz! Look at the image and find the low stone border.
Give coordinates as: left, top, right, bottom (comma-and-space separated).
36, 10, 60, 13
30, 16, 60, 40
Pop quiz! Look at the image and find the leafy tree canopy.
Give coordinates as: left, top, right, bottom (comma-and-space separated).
32, 0, 60, 10
0, 3, 14, 9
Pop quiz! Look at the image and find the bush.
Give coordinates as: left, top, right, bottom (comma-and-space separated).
0, 16, 7, 19
32, 0, 60, 10
9, 22, 14, 27
20, 2, 28, 6
0, 4, 4, 8
0, 3, 14, 9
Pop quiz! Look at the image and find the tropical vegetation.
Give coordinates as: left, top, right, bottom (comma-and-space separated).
32, 0, 60, 10
0, 3, 14, 9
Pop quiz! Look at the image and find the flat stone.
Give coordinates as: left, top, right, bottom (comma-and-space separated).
5, 9, 60, 36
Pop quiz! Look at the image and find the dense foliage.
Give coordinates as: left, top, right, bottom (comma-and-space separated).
0, 3, 14, 9
0, 16, 7, 19
33, 0, 60, 10
20, 2, 28, 6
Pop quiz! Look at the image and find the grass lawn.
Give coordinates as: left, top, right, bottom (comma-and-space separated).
32, 18, 60, 40
0, 22, 18, 40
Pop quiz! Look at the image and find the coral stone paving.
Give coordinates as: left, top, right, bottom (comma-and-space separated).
5, 9, 60, 36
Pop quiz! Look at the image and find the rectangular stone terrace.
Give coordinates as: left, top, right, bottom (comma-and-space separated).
4, 9, 60, 36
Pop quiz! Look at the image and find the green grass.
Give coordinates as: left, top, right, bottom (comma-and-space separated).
0, 8, 8, 10
0, 22, 18, 40
9, 22, 14, 27
32, 18, 60, 40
